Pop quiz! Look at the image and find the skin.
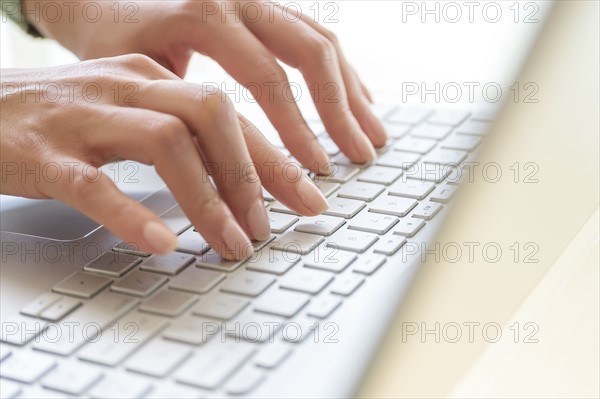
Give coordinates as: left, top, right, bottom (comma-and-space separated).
1, 0, 387, 259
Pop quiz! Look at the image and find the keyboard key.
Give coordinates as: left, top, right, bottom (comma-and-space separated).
388, 180, 435, 200
193, 293, 249, 320
280, 268, 333, 294
0, 380, 21, 399
268, 212, 299, 234
306, 295, 342, 318
357, 166, 402, 185
169, 267, 225, 294
111, 270, 167, 297
316, 164, 359, 183
78, 312, 167, 366
139, 290, 197, 317
125, 339, 191, 377
405, 163, 454, 183
88, 374, 152, 399
348, 212, 398, 234
220, 271, 275, 297
145, 383, 203, 399
140, 252, 195, 275
352, 254, 387, 275
430, 185, 458, 203
304, 247, 357, 273
456, 119, 491, 136
313, 180, 341, 197
83, 252, 141, 277
39, 296, 81, 321
0, 351, 56, 383
270, 231, 324, 255
393, 136, 436, 154
33, 292, 138, 356
40, 362, 103, 395
412, 202, 443, 220
330, 274, 365, 296
471, 108, 497, 122
174, 341, 256, 389
163, 316, 220, 345
53, 272, 112, 299
269, 201, 300, 215
196, 249, 249, 272
255, 342, 292, 369
323, 197, 365, 219
369, 195, 417, 217
262, 187, 275, 201
225, 312, 284, 342
337, 181, 385, 202
422, 148, 468, 166
326, 229, 379, 253
283, 316, 319, 343
254, 290, 310, 318
294, 215, 345, 236
394, 219, 426, 237
1, 315, 47, 346
441, 134, 481, 152
225, 365, 265, 395
252, 235, 275, 252
373, 235, 407, 255
318, 135, 340, 155
371, 103, 397, 119
382, 122, 410, 138
160, 205, 192, 235
246, 252, 299, 275
428, 109, 470, 126
387, 107, 431, 125
20, 292, 62, 317
112, 240, 151, 257
0, 345, 12, 361
410, 124, 452, 140
376, 150, 421, 169
176, 228, 210, 255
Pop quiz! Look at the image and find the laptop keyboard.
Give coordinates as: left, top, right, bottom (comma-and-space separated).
0, 104, 493, 398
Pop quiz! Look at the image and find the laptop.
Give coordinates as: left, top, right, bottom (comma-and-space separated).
1, 1, 598, 398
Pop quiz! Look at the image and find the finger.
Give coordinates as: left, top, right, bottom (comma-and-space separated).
242, 7, 378, 163
40, 156, 178, 255
192, 22, 333, 175
273, 5, 386, 145
237, 114, 328, 216
130, 80, 272, 242
86, 105, 256, 260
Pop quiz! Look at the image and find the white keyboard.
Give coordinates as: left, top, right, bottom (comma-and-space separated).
0, 104, 493, 398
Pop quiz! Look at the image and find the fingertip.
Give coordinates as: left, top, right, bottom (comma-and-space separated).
142, 220, 178, 255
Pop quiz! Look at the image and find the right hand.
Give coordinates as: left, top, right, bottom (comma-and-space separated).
0, 54, 328, 259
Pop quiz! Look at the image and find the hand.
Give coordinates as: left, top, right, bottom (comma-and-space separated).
25, 0, 388, 173
0, 55, 328, 259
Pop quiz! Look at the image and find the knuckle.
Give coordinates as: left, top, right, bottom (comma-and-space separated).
255, 59, 288, 84
193, 191, 223, 215
67, 171, 100, 202
321, 28, 340, 47
307, 34, 337, 62
148, 115, 189, 149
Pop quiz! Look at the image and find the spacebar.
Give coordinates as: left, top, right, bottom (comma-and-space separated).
33, 291, 138, 356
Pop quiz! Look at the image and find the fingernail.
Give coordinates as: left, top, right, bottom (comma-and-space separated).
222, 217, 253, 260
246, 199, 271, 241
143, 221, 178, 254
353, 131, 377, 162
310, 139, 332, 175
297, 175, 328, 214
